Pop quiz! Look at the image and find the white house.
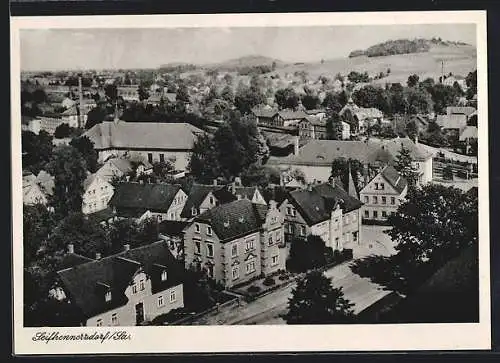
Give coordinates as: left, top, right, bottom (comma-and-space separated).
82, 174, 115, 215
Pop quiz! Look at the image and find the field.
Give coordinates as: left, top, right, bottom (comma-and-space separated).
274, 44, 476, 83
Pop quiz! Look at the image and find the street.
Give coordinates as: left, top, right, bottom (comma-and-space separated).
190, 225, 395, 325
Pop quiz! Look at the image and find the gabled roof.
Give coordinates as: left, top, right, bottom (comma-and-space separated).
108, 158, 134, 174
288, 183, 362, 226
232, 186, 260, 201
180, 183, 235, 218
278, 110, 308, 120
194, 199, 266, 242
304, 108, 326, 115
380, 137, 433, 162
302, 115, 326, 127
446, 106, 476, 117
58, 241, 183, 318
436, 114, 467, 130
252, 108, 278, 118
459, 126, 478, 141
57, 252, 95, 271
380, 165, 408, 194
110, 182, 183, 214
83, 121, 205, 151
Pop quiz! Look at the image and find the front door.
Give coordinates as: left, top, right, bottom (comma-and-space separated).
135, 302, 144, 325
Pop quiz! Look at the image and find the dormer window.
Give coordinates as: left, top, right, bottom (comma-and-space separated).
209, 196, 214, 205
161, 270, 168, 281
192, 207, 198, 216
207, 226, 213, 236
105, 291, 112, 302
195, 223, 200, 233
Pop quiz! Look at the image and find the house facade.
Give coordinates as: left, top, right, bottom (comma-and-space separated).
110, 182, 188, 221
359, 165, 408, 221
279, 182, 363, 251
183, 199, 286, 288
339, 99, 384, 135
84, 121, 205, 171
57, 241, 184, 326
82, 174, 115, 215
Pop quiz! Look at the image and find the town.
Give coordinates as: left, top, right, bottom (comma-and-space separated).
21, 36, 479, 327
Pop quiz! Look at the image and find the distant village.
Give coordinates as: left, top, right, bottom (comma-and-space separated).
21, 58, 479, 327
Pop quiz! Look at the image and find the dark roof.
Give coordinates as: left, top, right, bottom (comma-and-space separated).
109, 182, 183, 214
58, 241, 184, 318
57, 253, 95, 271
195, 199, 267, 242
159, 220, 190, 237
232, 186, 259, 200
86, 207, 116, 224
381, 165, 408, 194
288, 183, 362, 226
180, 184, 234, 218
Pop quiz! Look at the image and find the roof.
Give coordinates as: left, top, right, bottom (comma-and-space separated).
252, 108, 278, 118
459, 126, 478, 141
83, 121, 205, 151
110, 182, 183, 214
232, 186, 259, 200
263, 132, 300, 149
83, 173, 98, 190
36, 170, 55, 196
158, 220, 190, 237
58, 241, 184, 318
108, 158, 134, 174
195, 199, 267, 242
164, 93, 177, 103
180, 183, 235, 218
302, 116, 326, 127
278, 110, 308, 120
340, 101, 383, 120
57, 252, 95, 271
304, 109, 326, 115
380, 137, 433, 162
61, 106, 79, 116
446, 106, 476, 117
380, 165, 408, 194
288, 183, 362, 226
86, 207, 116, 224
436, 114, 467, 130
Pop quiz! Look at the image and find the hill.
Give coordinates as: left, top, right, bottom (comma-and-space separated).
349, 38, 471, 58
276, 42, 476, 85
205, 55, 288, 71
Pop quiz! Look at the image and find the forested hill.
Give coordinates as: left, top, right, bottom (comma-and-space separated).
349, 38, 471, 58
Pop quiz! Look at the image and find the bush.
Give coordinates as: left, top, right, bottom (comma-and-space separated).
278, 274, 290, 281
342, 249, 354, 261
247, 285, 261, 294
263, 276, 276, 286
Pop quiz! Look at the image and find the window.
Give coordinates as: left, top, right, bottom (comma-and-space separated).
272, 255, 279, 266
382, 197, 387, 205
364, 196, 369, 203
380, 183, 385, 190
158, 295, 164, 307
207, 226, 212, 236
382, 211, 387, 218
268, 235, 273, 246
206, 243, 214, 257
161, 270, 168, 281
148, 153, 153, 163
139, 279, 145, 291
231, 243, 238, 257
344, 215, 350, 225
286, 206, 292, 216
246, 239, 255, 251
132, 283, 137, 294
335, 237, 339, 247
195, 224, 200, 233
364, 210, 369, 218
209, 196, 214, 205
111, 313, 118, 325
373, 210, 378, 218
276, 230, 281, 243
375, 182, 379, 190
352, 213, 357, 222
105, 291, 112, 302
170, 290, 177, 303
96, 319, 103, 327
391, 197, 396, 205
159, 153, 165, 163
292, 209, 297, 217
246, 260, 256, 274
232, 266, 239, 280
299, 225, 306, 236
206, 264, 214, 278
345, 233, 350, 242
194, 241, 201, 255
373, 196, 378, 204
353, 231, 358, 242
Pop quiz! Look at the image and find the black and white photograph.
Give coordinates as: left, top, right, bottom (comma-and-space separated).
11, 11, 490, 354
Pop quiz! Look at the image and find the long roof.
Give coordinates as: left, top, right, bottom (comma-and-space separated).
58, 241, 183, 318
83, 121, 205, 150
180, 183, 236, 218
109, 182, 183, 214
194, 199, 267, 242
436, 114, 467, 130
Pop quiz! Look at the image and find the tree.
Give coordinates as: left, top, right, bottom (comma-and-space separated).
176, 84, 190, 103
138, 85, 150, 101
188, 134, 221, 184
301, 94, 320, 110
275, 88, 299, 110
465, 70, 477, 99
326, 112, 343, 140
284, 270, 354, 324
405, 120, 418, 140
85, 106, 107, 129
220, 85, 235, 103
69, 136, 99, 173
104, 84, 118, 103
404, 87, 433, 114
331, 157, 365, 192
393, 145, 419, 187
54, 123, 72, 139
234, 85, 265, 115
387, 184, 477, 274
352, 85, 390, 114
23, 204, 56, 266
322, 91, 347, 113
22, 130, 53, 174
407, 74, 420, 88
428, 84, 457, 114
46, 145, 88, 217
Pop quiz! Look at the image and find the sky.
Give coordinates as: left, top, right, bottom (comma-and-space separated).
20, 24, 476, 71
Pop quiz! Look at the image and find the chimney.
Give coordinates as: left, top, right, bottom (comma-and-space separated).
231, 182, 236, 195
67, 243, 74, 254
234, 176, 242, 186
414, 135, 419, 144
293, 136, 300, 156
213, 179, 218, 186
95, 252, 101, 260
124, 244, 130, 252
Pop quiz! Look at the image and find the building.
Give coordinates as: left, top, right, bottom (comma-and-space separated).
252, 108, 279, 126
446, 106, 476, 119
21, 115, 41, 135
459, 126, 478, 143
56, 241, 184, 326
436, 114, 468, 139
60, 106, 87, 129
83, 121, 205, 171
180, 183, 237, 220
95, 157, 153, 184
298, 116, 327, 141
304, 109, 327, 120
23, 178, 48, 206
273, 110, 308, 128
109, 182, 188, 221
82, 174, 115, 215
359, 165, 408, 221
183, 199, 286, 288
279, 181, 362, 251
267, 137, 433, 185
339, 98, 384, 135
117, 85, 140, 102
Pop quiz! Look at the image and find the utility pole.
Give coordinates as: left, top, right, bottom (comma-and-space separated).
78, 74, 84, 128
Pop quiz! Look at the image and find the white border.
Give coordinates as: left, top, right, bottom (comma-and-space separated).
11, 11, 490, 354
